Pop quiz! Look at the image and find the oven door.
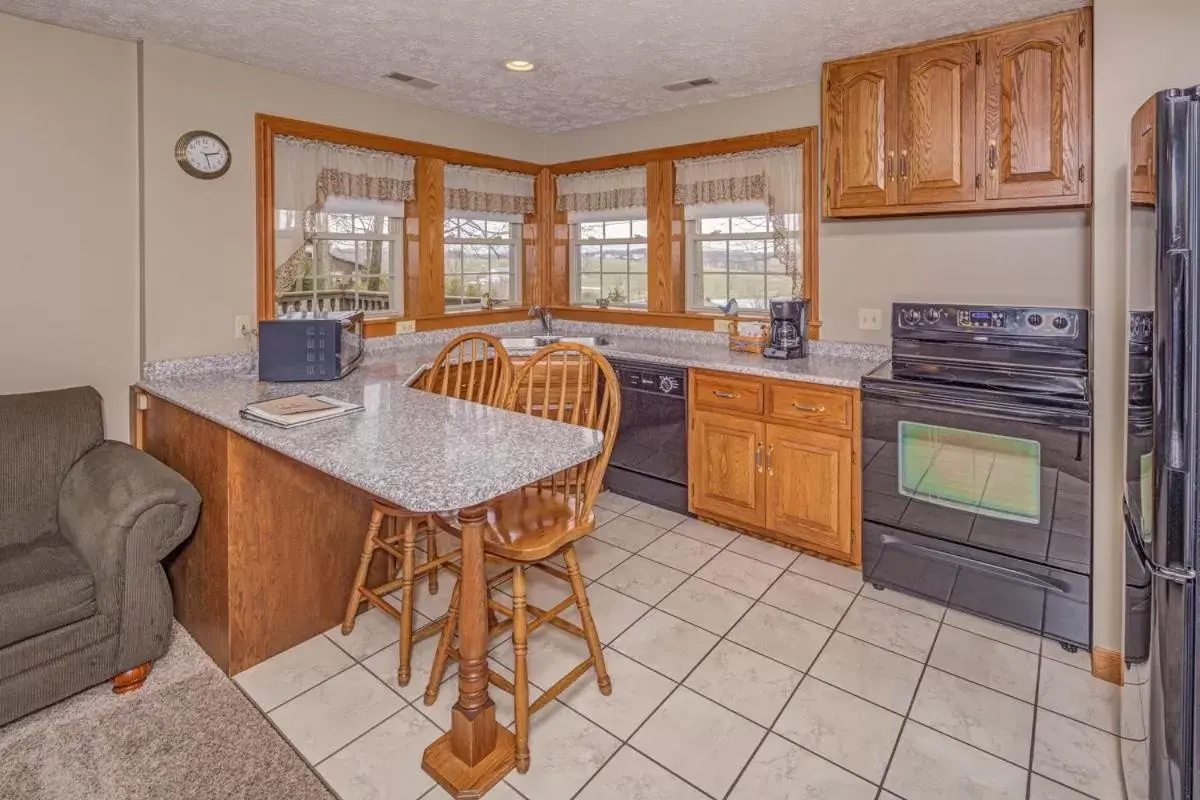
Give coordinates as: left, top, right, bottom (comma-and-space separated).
861, 383, 1092, 645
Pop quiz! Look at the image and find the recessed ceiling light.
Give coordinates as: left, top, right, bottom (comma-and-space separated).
503, 59, 536, 72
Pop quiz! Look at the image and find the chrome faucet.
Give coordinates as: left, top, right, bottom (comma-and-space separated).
529, 305, 554, 337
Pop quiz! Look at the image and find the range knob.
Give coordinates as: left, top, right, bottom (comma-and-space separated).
903, 308, 922, 325
923, 308, 941, 323
658, 376, 679, 394
1052, 315, 1070, 331
1027, 313, 1044, 328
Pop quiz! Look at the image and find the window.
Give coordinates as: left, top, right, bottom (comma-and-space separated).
687, 210, 799, 314
443, 217, 522, 311
571, 219, 648, 307
276, 199, 403, 316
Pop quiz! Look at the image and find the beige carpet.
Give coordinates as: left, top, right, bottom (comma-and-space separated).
0, 624, 334, 800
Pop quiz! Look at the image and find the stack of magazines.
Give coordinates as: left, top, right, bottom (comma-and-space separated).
240, 394, 364, 429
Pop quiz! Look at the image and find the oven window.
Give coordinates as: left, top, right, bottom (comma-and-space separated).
897, 421, 1042, 524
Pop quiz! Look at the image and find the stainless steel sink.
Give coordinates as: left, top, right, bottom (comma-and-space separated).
498, 336, 609, 350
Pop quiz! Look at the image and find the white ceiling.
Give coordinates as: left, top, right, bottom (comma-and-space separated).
2, 0, 1086, 133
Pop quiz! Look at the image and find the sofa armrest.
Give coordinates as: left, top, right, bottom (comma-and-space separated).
57, 441, 201, 668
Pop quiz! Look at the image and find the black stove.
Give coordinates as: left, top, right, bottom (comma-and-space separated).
860, 303, 1094, 649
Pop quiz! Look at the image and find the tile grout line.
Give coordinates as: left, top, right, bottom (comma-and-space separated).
1025, 640, 1044, 800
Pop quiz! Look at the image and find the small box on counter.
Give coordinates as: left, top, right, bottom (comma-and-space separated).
728, 321, 769, 354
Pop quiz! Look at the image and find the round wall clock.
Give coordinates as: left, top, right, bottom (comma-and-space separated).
174, 130, 231, 179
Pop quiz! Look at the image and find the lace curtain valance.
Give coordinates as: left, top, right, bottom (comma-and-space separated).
556, 166, 647, 215
444, 164, 535, 216
675, 147, 804, 298
274, 136, 415, 295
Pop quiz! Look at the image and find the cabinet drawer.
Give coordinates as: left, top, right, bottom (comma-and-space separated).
693, 373, 765, 416
768, 383, 852, 431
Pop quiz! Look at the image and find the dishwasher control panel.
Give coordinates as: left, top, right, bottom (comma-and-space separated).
609, 360, 687, 399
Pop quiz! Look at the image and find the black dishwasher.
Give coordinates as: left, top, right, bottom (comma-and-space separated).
604, 359, 689, 514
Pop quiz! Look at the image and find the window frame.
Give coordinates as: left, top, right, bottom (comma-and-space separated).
569, 217, 650, 309
684, 209, 800, 315
442, 216, 523, 313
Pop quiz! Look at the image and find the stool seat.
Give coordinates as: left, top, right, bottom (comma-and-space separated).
481, 488, 594, 562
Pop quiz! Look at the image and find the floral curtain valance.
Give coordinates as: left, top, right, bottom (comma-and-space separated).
556, 166, 647, 215
675, 147, 804, 298
274, 136, 415, 296
444, 164, 535, 216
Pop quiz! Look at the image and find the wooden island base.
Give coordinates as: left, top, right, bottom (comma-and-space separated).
423, 726, 516, 799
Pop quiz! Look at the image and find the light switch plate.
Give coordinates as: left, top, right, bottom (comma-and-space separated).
234, 314, 254, 339
713, 319, 732, 333
858, 309, 882, 331
397, 319, 416, 334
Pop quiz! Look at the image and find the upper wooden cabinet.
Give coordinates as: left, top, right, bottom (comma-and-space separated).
1131, 95, 1157, 206
822, 8, 1092, 218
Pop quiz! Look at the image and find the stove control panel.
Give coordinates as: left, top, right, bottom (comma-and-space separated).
895, 304, 1084, 338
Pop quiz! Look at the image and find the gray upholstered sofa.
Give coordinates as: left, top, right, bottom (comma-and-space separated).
0, 386, 200, 725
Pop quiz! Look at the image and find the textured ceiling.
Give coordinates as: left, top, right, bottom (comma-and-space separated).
2, 0, 1086, 132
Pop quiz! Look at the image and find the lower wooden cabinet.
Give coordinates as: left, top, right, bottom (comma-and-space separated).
688, 370, 861, 564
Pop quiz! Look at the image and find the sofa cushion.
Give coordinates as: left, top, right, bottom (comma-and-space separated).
0, 533, 97, 648
0, 387, 104, 548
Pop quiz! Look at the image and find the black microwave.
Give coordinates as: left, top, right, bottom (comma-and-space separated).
258, 311, 364, 381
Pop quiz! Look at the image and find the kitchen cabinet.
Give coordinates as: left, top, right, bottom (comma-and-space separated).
688, 371, 861, 564
1131, 95, 1157, 206
822, 8, 1091, 218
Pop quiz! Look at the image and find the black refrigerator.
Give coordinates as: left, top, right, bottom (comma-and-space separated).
1126, 86, 1200, 800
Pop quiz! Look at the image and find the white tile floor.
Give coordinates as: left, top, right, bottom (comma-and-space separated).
232, 493, 1145, 800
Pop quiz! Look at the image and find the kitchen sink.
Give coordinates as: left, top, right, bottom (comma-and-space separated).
498, 336, 609, 349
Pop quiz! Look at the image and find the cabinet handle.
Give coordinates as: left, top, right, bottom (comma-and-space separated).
766, 444, 775, 476
987, 141, 997, 172
886, 151, 895, 182
792, 403, 826, 413
713, 390, 740, 399
899, 150, 908, 179
755, 441, 763, 474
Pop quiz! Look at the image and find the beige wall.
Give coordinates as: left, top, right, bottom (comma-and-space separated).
1091, 0, 1200, 653
140, 44, 549, 361
548, 82, 1092, 344
0, 15, 139, 440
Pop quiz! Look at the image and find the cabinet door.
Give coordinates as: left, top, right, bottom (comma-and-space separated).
689, 411, 765, 525
983, 12, 1084, 201
764, 425, 853, 558
900, 41, 979, 205
1131, 95, 1156, 206
824, 56, 899, 212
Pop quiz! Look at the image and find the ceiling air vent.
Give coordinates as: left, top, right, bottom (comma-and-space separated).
385, 71, 439, 90
663, 77, 717, 92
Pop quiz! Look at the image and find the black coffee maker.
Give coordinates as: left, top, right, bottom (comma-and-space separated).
763, 298, 809, 360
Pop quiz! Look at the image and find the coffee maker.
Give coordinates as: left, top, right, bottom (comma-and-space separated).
763, 299, 809, 360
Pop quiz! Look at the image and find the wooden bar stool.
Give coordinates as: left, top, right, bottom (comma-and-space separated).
341, 332, 512, 685
422, 343, 620, 772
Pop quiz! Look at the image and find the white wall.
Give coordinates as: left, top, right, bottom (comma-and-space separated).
0, 15, 139, 440
140, 43, 549, 361
1091, 0, 1200, 653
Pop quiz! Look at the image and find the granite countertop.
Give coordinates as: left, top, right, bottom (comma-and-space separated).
137, 357, 604, 513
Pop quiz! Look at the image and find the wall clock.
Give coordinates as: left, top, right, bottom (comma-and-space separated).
175, 130, 231, 179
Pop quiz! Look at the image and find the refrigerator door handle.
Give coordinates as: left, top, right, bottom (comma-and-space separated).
1125, 496, 1197, 584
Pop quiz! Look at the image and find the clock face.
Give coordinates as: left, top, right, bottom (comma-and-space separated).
176, 131, 230, 179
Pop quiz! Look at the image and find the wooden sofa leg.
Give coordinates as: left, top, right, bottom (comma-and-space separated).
112, 662, 153, 695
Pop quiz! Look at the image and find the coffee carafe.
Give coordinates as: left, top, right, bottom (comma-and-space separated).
763, 299, 809, 360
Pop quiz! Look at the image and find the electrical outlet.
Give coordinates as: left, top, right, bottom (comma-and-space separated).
713, 319, 732, 333
397, 319, 416, 334
234, 314, 254, 339
858, 308, 882, 331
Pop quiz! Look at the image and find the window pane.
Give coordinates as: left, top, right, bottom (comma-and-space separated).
463, 244, 489, 272
629, 244, 648, 273
767, 241, 799, 274
700, 217, 731, 234
605, 220, 632, 239
701, 241, 728, 272
458, 218, 489, 239
486, 220, 512, 238
353, 215, 378, 234
488, 245, 509, 275
628, 274, 649, 306
766, 274, 793, 302
579, 222, 605, 240
602, 274, 629, 305
579, 245, 602, 273
577, 273, 602, 304
383, 216, 400, 235
730, 274, 768, 311
325, 213, 354, 234
728, 239, 766, 273
731, 215, 768, 234
630, 220, 648, 238
489, 274, 512, 302
601, 244, 629, 273
443, 218, 460, 237
445, 243, 463, 271
701, 274, 728, 307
